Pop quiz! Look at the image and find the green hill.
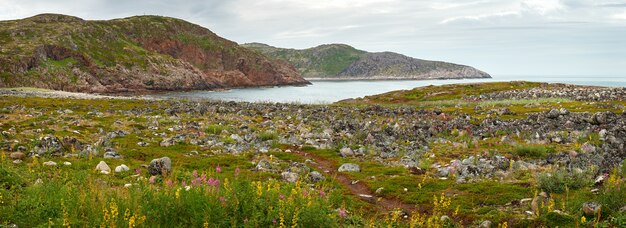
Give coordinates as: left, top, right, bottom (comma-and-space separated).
242, 43, 490, 80
0, 14, 308, 93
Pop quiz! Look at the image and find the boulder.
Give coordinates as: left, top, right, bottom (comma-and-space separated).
95, 161, 110, 173
43, 161, 57, 166
9, 152, 25, 160
308, 171, 325, 183
115, 164, 130, 173
547, 109, 561, 119
582, 202, 602, 216
339, 147, 354, 157
103, 148, 121, 159
281, 172, 299, 183
338, 163, 360, 172
479, 220, 493, 228
256, 159, 272, 171
148, 157, 172, 176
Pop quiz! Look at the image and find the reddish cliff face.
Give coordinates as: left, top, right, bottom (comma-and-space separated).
0, 14, 309, 93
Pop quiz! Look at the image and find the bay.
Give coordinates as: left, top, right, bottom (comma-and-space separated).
153, 75, 626, 104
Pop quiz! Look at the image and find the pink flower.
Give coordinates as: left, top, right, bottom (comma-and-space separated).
166, 179, 173, 187
319, 190, 326, 198
234, 167, 240, 176
192, 170, 199, 178
219, 196, 226, 202
149, 176, 157, 184
272, 219, 277, 225
182, 180, 187, 187
338, 208, 347, 219
135, 168, 142, 175
207, 178, 220, 187
279, 194, 285, 200
216, 165, 222, 173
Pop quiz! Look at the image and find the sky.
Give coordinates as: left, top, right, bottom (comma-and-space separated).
1, 0, 626, 76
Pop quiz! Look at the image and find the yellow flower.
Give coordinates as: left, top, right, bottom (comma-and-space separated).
581, 216, 587, 224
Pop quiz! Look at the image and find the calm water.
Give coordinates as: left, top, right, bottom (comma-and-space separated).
153, 75, 626, 104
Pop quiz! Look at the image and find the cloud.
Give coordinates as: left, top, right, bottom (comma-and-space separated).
0, 0, 624, 75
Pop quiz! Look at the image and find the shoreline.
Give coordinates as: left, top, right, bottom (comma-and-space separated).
305, 76, 492, 81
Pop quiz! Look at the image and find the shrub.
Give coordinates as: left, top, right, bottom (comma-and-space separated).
514, 145, 554, 159
205, 124, 226, 135
258, 131, 278, 141
536, 169, 591, 193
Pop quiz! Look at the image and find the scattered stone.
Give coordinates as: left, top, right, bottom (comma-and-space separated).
43, 161, 57, 166
479, 220, 493, 228
308, 171, 325, 183
547, 109, 561, 119
103, 148, 121, 159
63, 161, 71, 166
338, 163, 360, 172
358, 194, 375, 203
13, 159, 22, 164
408, 166, 425, 175
256, 159, 272, 171
124, 183, 133, 188
137, 142, 149, 147
95, 161, 111, 173
339, 147, 354, 157
582, 202, 602, 216
115, 164, 130, 173
375, 187, 384, 194
590, 188, 600, 194
9, 152, 25, 160
520, 198, 533, 205
440, 215, 451, 222
281, 172, 299, 183
160, 135, 185, 147
580, 143, 596, 154
148, 157, 172, 176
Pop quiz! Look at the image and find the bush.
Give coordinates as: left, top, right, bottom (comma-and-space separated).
258, 131, 278, 141
536, 169, 591, 193
514, 145, 554, 159
205, 124, 226, 135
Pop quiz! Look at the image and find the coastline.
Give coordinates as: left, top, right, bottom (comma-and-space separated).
305, 76, 492, 81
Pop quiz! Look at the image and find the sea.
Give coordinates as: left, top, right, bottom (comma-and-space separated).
152, 75, 626, 104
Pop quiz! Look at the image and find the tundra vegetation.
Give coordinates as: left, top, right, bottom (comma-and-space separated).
1, 81, 626, 227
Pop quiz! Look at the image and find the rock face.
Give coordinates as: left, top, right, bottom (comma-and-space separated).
242, 43, 490, 79
0, 14, 309, 93
148, 157, 172, 176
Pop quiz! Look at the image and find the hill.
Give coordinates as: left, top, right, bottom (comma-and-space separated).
242, 42, 490, 80
0, 14, 309, 93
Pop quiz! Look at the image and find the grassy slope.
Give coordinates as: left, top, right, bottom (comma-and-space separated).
242, 43, 365, 77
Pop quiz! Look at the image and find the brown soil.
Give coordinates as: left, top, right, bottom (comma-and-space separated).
293, 150, 424, 215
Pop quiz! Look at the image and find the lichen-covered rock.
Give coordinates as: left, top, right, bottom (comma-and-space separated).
148, 157, 172, 176
338, 163, 360, 172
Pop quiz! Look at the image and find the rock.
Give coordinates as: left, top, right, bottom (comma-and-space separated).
9, 152, 25, 160
103, 148, 121, 159
408, 166, 425, 175
43, 161, 57, 166
547, 109, 561, 119
115, 164, 130, 173
79, 145, 98, 157
124, 184, 133, 188
580, 143, 596, 153
38, 135, 63, 155
339, 147, 354, 157
594, 175, 607, 186
308, 171, 325, 183
440, 215, 451, 222
531, 192, 549, 215
95, 161, 111, 173
358, 194, 376, 203
137, 142, 149, 147
281, 172, 299, 183
148, 157, 172, 176
160, 135, 185, 147
520, 198, 533, 205
63, 161, 71, 166
13, 159, 22, 164
256, 159, 272, 171
582, 202, 602, 216
479, 220, 493, 228
338, 163, 360, 172
591, 112, 609, 125
559, 108, 570, 115
375, 187, 384, 194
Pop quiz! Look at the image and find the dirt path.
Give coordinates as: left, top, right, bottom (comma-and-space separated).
293, 150, 422, 215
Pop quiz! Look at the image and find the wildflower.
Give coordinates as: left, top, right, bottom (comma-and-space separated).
581, 216, 587, 224
185, 186, 191, 191
216, 165, 222, 173
135, 168, 141, 175
319, 190, 326, 197
192, 170, 199, 178
272, 219, 277, 225
279, 194, 285, 200
149, 176, 157, 184
166, 179, 173, 188
234, 167, 240, 176
207, 178, 220, 187
338, 208, 347, 219
175, 188, 181, 199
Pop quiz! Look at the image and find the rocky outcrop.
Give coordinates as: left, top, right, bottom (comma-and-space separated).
0, 14, 309, 93
242, 43, 490, 79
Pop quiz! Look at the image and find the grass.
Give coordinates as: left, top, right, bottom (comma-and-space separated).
513, 145, 554, 159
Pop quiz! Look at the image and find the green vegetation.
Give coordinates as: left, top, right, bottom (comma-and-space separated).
536, 169, 592, 193
513, 145, 554, 159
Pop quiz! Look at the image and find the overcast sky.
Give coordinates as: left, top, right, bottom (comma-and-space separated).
1, 0, 626, 76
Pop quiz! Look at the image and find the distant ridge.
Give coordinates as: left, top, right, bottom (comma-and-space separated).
242, 42, 490, 80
